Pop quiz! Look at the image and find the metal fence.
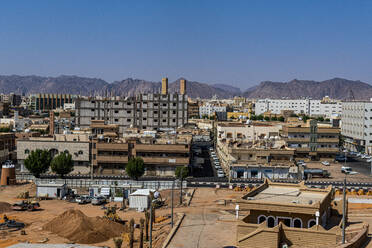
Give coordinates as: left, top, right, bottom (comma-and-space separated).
16, 174, 186, 190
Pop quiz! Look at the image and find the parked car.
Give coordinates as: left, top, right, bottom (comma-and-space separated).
91, 196, 106, 205
341, 166, 358, 175
367, 158, 372, 163
321, 161, 330, 166
365, 155, 372, 160
76, 195, 92, 204
335, 155, 347, 162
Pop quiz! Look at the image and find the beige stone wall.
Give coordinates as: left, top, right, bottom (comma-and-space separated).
17, 140, 90, 162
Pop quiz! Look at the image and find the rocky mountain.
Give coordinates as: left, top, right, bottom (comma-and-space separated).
243, 78, 372, 100
0, 75, 237, 98
0, 75, 371, 99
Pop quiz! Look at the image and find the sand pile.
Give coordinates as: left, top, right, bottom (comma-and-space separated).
0, 202, 12, 213
43, 209, 126, 244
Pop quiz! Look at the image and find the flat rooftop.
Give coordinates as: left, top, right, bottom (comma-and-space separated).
247, 185, 326, 205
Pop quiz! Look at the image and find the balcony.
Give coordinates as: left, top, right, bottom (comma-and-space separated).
96, 143, 128, 151
317, 138, 339, 143
142, 157, 189, 165
97, 155, 128, 163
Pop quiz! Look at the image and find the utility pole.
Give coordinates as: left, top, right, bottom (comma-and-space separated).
171, 180, 174, 227
149, 201, 153, 248
342, 177, 346, 244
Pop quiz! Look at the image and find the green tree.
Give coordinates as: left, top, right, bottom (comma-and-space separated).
175, 166, 189, 205
24, 149, 52, 178
51, 152, 74, 178
278, 116, 285, 122
271, 116, 278, 121
126, 157, 145, 180
317, 116, 324, 122
325, 118, 330, 122
257, 115, 264, 121
250, 115, 257, 121
264, 116, 270, 121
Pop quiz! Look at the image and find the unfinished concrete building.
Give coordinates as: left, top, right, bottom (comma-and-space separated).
75, 78, 188, 134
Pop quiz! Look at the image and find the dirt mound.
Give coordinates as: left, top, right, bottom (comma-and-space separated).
43, 209, 126, 244
0, 202, 12, 213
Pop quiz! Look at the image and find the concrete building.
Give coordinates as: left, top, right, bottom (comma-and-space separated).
199, 103, 227, 118
187, 99, 200, 119
236, 180, 355, 248
75, 78, 188, 134
17, 134, 91, 174
0, 133, 15, 164
92, 130, 191, 176
282, 120, 340, 160
341, 101, 372, 153
255, 98, 342, 118
30, 94, 77, 112
217, 122, 281, 141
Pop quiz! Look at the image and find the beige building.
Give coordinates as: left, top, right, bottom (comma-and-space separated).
17, 134, 91, 174
0, 133, 15, 163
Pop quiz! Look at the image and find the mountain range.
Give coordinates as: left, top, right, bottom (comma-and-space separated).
0, 75, 371, 100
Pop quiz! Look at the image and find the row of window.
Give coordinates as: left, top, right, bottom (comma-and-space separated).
25, 149, 84, 155
257, 215, 316, 228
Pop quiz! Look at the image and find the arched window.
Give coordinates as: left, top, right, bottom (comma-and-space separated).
267, 216, 275, 227
25, 149, 30, 154
293, 218, 302, 228
78, 150, 83, 155
64, 150, 69, 154
49, 148, 58, 157
258, 215, 267, 224
308, 219, 316, 228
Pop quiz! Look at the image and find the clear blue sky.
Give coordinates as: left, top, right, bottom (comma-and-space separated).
0, 1, 371, 90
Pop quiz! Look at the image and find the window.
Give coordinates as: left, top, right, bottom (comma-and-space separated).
293, 218, 302, 228
143, 109, 147, 113
308, 219, 316, 228
127, 119, 131, 122
163, 103, 167, 107
114, 102, 119, 105
154, 119, 158, 122
91, 109, 95, 111
173, 103, 176, 106
162, 119, 166, 123
251, 170, 258, 178
163, 111, 166, 114
25, 149, 30, 154
143, 118, 147, 121
172, 119, 176, 122
127, 110, 131, 114
173, 110, 176, 114
78, 150, 83, 155
258, 215, 266, 224
64, 150, 69, 154
115, 110, 119, 114
115, 119, 119, 122
154, 103, 158, 107
91, 117, 95, 120
267, 216, 275, 227
91, 101, 95, 104
154, 111, 158, 114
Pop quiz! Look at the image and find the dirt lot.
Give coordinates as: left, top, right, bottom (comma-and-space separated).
0, 183, 185, 248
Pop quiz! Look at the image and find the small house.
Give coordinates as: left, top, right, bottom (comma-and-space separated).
129, 189, 154, 211
36, 183, 68, 198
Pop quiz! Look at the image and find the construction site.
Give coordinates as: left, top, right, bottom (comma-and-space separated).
0, 181, 372, 248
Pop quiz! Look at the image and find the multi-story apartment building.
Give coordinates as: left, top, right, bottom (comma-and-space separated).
282, 120, 340, 160
255, 97, 342, 118
92, 129, 191, 176
76, 78, 188, 134
187, 99, 200, 119
30, 94, 77, 112
199, 103, 227, 118
341, 101, 372, 153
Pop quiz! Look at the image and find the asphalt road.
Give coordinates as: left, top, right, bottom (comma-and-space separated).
345, 157, 372, 176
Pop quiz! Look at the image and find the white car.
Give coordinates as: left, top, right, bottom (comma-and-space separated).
217, 173, 225, 178
367, 158, 372, 163
321, 161, 330, 166
361, 154, 367, 159
341, 166, 358, 175
365, 155, 372, 160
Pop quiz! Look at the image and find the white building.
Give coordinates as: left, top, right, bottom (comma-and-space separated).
255, 98, 342, 118
341, 101, 372, 154
199, 103, 226, 117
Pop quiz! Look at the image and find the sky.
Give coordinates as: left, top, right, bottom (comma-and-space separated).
0, 1, 371, 90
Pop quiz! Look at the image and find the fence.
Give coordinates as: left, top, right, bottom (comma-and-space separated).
16, 174, 186, 190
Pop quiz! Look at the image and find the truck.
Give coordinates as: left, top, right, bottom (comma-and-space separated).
303, 169, 330, 179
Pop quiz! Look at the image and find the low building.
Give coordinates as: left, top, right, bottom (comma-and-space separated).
17, 134, 91, 174
129, 189, 153, 210
236, 180, 352, 248
36, 183, 68, 198
282, 120, 340, 161
187, 99, 200, 119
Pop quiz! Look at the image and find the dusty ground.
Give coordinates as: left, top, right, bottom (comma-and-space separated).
306, 161, 372, 182
0, 183, 185, 248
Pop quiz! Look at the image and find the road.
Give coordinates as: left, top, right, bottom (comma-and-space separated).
345, 157, 372, 176
168, 188, 237, 248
